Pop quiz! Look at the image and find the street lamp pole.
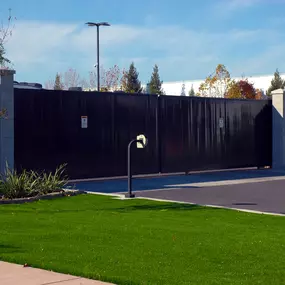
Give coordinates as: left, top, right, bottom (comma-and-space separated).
85, 22, 110, 92
96, 25, 100, 92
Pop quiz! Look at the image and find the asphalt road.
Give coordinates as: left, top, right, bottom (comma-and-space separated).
73, 169, 285, 214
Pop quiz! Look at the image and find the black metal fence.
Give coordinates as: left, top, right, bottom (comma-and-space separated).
14, 89, 272, 179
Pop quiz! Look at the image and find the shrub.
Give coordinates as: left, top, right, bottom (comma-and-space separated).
37, 164, 68, 194
0, 164, 68, 199
0, 168, 38, 199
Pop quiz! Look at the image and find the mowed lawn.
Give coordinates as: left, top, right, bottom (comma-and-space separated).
0, 195, 285, 285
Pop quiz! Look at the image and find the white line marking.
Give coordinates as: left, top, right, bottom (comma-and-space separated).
85, 191, 124, 199
167, 176, 285, 188
118, 188, 181, 194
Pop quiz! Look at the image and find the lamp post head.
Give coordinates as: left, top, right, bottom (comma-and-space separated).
85, 22, 111, 27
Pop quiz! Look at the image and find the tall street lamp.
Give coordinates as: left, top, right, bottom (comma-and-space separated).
85, 22, 110, 92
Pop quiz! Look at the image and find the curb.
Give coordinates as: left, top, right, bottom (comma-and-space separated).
0, 190, 87, 205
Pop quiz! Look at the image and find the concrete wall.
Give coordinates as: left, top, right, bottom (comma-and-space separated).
272, 88, 285, 169
0, 69, 15, 173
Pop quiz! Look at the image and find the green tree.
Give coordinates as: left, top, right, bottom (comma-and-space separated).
148, 64, 164, 95
189, 85, 195, 96
54, 73, 63, 90
0, 43, 10, 66
124, 62, 142, 93
267, 69, 285, 97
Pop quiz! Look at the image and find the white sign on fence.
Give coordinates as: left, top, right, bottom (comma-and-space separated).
81, 116, 88, 128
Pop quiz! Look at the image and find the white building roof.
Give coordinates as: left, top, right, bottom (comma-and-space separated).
161, 73, 285, 96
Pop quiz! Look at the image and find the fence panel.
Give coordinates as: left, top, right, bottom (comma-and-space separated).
14, 89, 159, 179
159, 96, 272, 173
14, 89, 272, 179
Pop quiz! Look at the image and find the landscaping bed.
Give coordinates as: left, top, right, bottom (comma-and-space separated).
0, 164, 74, 202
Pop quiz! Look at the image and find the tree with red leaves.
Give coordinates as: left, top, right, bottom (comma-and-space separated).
226, 79, 257, 99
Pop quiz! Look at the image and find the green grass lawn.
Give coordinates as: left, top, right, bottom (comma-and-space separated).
0, 194, 285, 285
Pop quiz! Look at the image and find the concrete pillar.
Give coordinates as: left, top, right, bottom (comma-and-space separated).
272, 88, 285, 169
0, 69, 15, 173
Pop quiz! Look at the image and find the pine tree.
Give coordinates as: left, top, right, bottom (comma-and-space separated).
189, 85, 195, 96
181, 83, 186, 96
148, 64, 164, 95
125, 62, 142, 93
267, 69, 285, 97
54, 73, 63, 90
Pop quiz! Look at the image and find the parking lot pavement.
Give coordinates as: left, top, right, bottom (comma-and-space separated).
72, 168, 285, 194
135, 179, 285, 215
73, 169, 285, 215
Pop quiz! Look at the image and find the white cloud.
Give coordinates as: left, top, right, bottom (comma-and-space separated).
6, 21, 77, 64
4, 20, 285, 84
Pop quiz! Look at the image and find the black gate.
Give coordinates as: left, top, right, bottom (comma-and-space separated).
159, 96, 272, 173
14, 89, 272, 179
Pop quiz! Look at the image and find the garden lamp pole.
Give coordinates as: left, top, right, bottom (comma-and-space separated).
126, 134, 148, 199
85, 22, 110, 92
126, 139, 144, 198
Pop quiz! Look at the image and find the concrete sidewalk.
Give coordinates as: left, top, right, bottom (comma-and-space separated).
0, 261, 114, 285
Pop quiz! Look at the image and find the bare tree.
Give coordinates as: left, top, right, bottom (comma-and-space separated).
45, 68, 87, 90
88, 65, 121, 91
0, 9, 16, 67
88, 70, 97, 90
62, 68, 82, 89
120, 68, 128, 91
44, 79, 55, 90
45, 65, 122, 91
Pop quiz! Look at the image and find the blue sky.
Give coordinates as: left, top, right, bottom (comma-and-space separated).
2, 0, 285, 85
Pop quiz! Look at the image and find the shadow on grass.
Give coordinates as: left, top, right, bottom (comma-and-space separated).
107, 203, 209, 212
0, 244, 23, 254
